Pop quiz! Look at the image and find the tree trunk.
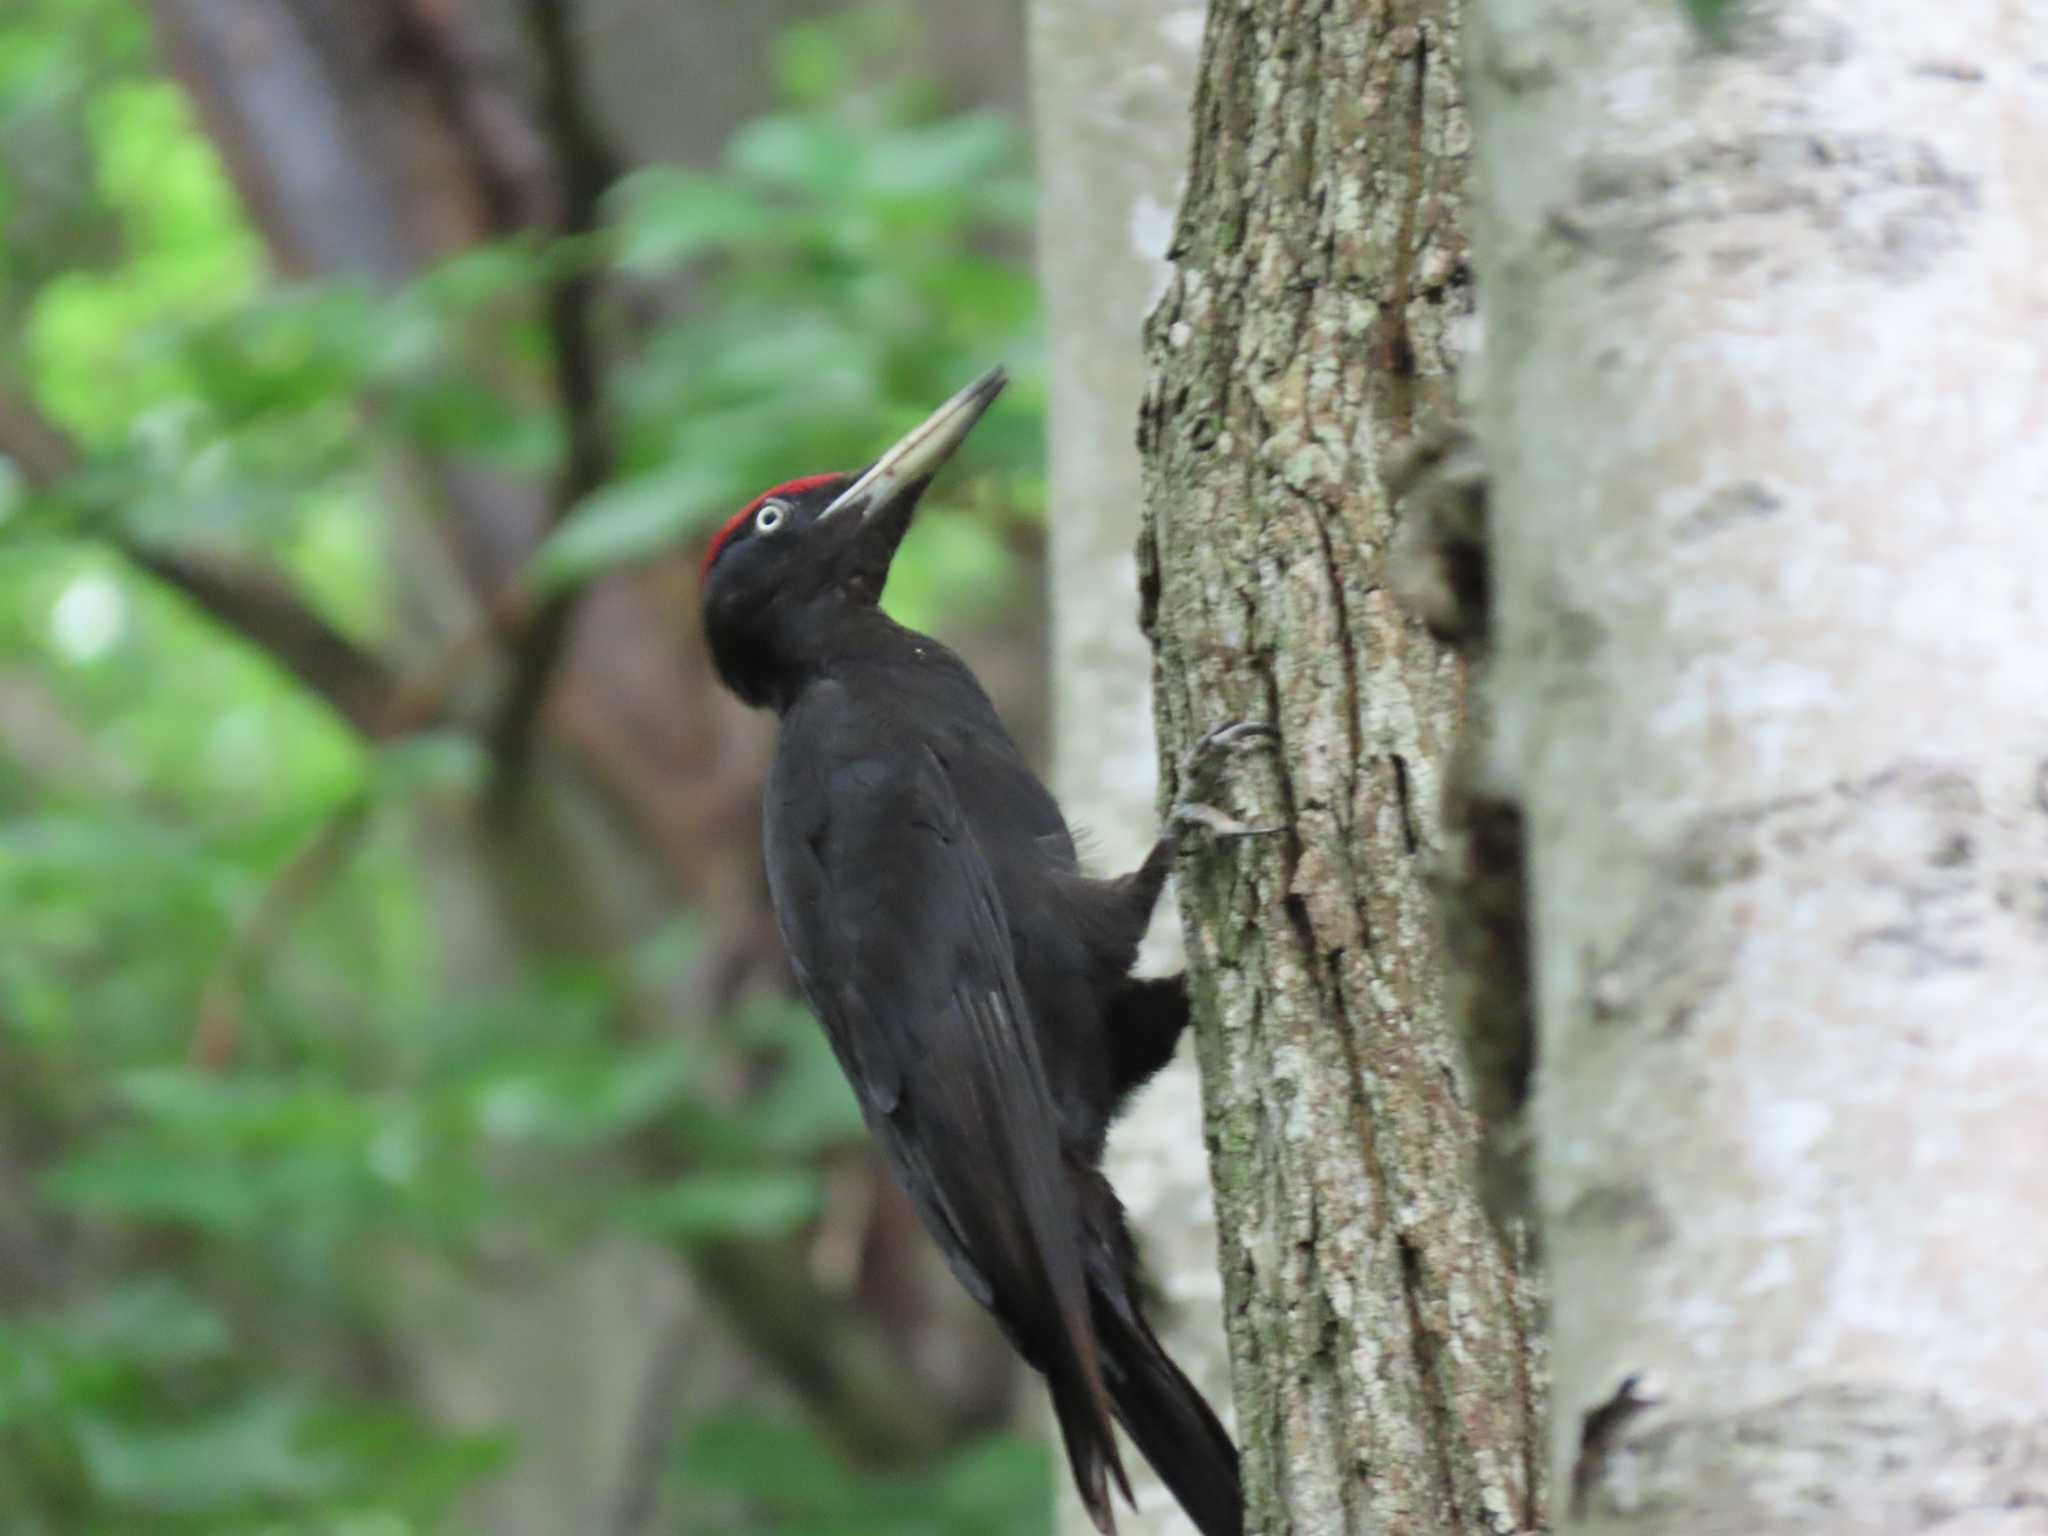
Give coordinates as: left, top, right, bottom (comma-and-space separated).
1465, 3, 2048, 1530
1026, 4, 1222, 1535
1140, 3, 1544, 1534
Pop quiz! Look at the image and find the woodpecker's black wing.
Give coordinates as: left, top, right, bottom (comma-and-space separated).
764, 679, 1128, 1529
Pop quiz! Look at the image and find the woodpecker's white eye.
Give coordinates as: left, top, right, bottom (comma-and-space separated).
755, 502, 788, 534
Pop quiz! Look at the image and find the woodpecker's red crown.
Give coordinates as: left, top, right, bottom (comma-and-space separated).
698, 367, 1007, 710
702, 473, 840, 578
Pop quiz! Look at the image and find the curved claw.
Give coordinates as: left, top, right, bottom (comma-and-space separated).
1180, 719, 1278, 785
1189, 719, 1277, 755
1170, 803, 1283, 840
1171, 720, 1282, 849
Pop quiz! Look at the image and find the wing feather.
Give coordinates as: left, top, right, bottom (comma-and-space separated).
766, 698, 1125, 1518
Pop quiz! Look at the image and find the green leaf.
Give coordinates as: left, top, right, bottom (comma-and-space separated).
73, 1390, 343, 1511
861, 114, 1019, 200
299, 1399, 509, 1521
1681, 0, 1736, 42
51, 1279, 230, 1369
42, 1143, 264, 1232
326, 1515, 417, 1536
676, 1413, 855, 1508
745, 1039, 864, 1155
611, 171, 776, 273
675, 1414, 1052, 1536
387, 371, 559, 469
772, 25, 849, 108
178, 281, 379, 424
926, 1432, 1054, 1536
723, 997, 864, 1155
728, 114, 864, 197
526, 462, 730, 590
471, 1039, 694, 1147
407, 239, 546, 314
617, 1169, 821, 1242
368, 731, 485, 802
0, 1330, 60, 1428
882, 506, 1016, 633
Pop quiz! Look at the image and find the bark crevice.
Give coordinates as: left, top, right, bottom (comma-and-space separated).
1142, 4, 1541, 1527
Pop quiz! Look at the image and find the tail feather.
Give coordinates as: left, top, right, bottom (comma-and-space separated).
1095, 1293, 1245, 1536
1074, 1168, 1244, 1536
1001, 1141, 1127, 1530
952, 988, 1129, 1533
1045, 1357, 1130, 1534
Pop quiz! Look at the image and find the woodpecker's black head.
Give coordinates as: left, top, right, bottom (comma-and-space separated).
701, 365, 1006, 710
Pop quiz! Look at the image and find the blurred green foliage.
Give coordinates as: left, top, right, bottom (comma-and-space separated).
1679, 0, 1736, 45
545, 24, 1041, 599
0, 1, 1050, 1531
676, 1414, 1050, 1536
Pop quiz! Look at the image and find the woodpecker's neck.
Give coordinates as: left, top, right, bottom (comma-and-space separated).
708, 594, 919, 715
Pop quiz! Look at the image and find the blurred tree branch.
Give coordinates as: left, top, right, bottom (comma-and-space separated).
0, 388, 74, 485
1, 371, 558, 749
0, 668, 140, 797
151, 0, 728, 890
380, 0, 542, 238
0, 386, 401, 735
486, 0, 624, 805
191, 799, 372, 1069
118, 541, 403, 734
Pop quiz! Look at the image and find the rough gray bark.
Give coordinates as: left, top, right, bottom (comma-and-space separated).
1465, 3, 2048, 1530
1026, 4, 1223, 1535
1140, 2, 1544, 1533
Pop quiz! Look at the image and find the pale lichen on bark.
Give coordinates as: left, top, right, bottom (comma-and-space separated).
1468, 1, 2048, 1529
1140, 3, 1542, 1533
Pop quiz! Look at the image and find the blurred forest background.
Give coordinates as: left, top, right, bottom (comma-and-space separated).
0, 1, 1063, 1531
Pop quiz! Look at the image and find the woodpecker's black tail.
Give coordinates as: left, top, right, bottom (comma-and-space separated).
1079, 1171, 1244, 1536
948, 988, 1128, 1536
1044, 1339, 1129, 1536
1094, 1289, 1244, 1536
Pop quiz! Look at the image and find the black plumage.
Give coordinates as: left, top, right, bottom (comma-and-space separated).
700, 368, 1242, 1536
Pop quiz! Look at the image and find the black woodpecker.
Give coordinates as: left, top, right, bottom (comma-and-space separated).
700, 367, 1246, 1536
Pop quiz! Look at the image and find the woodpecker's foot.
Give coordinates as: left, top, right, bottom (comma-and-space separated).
1170, 721, 1281, 843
